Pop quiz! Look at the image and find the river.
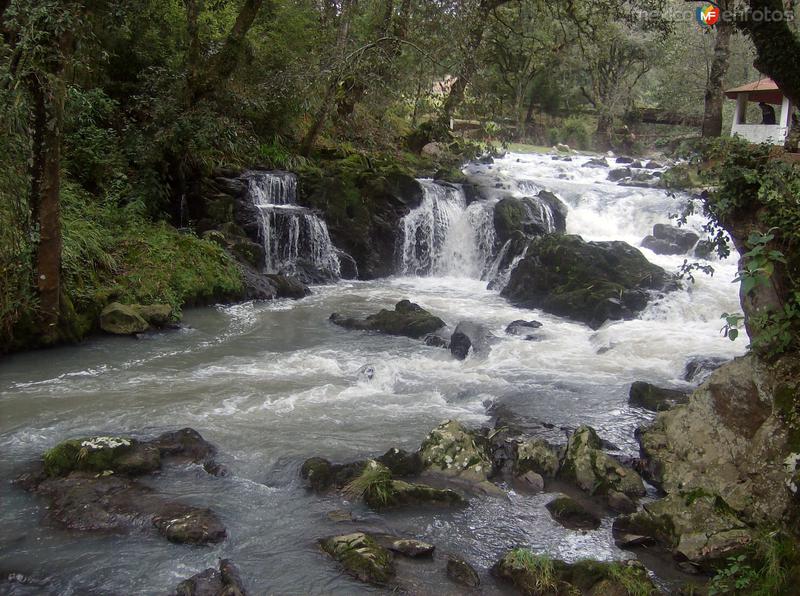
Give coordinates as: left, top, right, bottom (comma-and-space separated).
0, 152, 746, 594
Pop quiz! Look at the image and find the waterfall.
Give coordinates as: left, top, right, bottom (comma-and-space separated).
400, 180, 496, 278
244, 171, 340, 280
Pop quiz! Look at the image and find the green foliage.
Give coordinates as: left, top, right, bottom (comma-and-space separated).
504, 549, 559, 593
561, 116, 592, 151
342, 460, 393, 506
605, 562, 656, 596
709, 531, 800, 595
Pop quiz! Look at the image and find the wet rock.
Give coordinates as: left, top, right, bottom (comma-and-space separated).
616, 156, 635, 164
608, 167, 632, 182
501, 234, 678, 329
376, 448, 423, 477
423, 333, 449, 349
100, 303, 150, 335
151, 427, 223, 475
320, 532, 395, 585
612, 493, 753, 568
518, 471, 544, 493
493, 193, 568, 244
327, 509, 353, 523
638, 354, 799, 524
384, 538, 435, 558
19, 472, 226, 545
505, 319, 543, 339
446, 556, 480, 588
683, 356, 728, 383
492, 550, 657, 595
356, 364, 375, 382
240, 267, 278, 301
513, 438, 559, 478
607, 489, 638, 514
582, 157, 609, 168
644, 160, 663, 169
419, 420, 493, 487
641, 223, 699, 256
371, 480, 465, 509
135, 304, 173, 327
335, 250, 359, 280
265, 274, 310, 299
628, 381, 690, 412
693, 239, 716, 259
450, 321, 492, 360
559, 425, 645, 498
546, 495, 601, 530
330, 300, 445, 339
614, 532, 656, 548
300, 457, 366, 493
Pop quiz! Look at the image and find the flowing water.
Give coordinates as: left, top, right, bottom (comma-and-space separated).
245, 171, 341, 279
0, 153, 746, 594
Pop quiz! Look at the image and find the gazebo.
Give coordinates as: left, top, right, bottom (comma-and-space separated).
725, 77, 793, 145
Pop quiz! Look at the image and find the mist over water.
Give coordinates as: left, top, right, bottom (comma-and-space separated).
0, 153, 746, 594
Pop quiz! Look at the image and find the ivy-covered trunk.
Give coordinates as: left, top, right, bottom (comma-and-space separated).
702, 17, 732, 138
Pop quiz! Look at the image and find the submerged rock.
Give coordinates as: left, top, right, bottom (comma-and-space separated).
381, 537, 435, 558
446, 556, 481, 588
608, 167, 632, 182
628, 381, 690, 412
559, 426, 645, 498
320, 532, 395, 585
492, 550, 656, 595
546, 495, 601, 530
501, 235, 678, 329
419, 420, 493, 487
450, 321, 493, 360
370, 480, 465, 509
682, 356, 728, 383
582, 157, 609, 168
330, 300, 445, 339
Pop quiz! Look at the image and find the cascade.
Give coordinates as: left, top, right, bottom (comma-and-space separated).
243, 171, 340, 279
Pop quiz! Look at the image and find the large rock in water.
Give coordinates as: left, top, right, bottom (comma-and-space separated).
330, 300, 445, 339
492, 551, 656, 595
628, 381, 690, 412
449, 321, 493, 360
493, 191, 568, 244
638, 354, 800, 524
641, 223, 699, 255
265, 274, 310, 299
16, 428, 226, 545
545, 495, 600, 530
500, 234, 678, 329
419, 420, 494, 489
559, 426, 645, 498
319, 533, 395, 585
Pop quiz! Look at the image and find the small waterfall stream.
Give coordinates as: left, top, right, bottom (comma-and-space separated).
244, 171, 340, 279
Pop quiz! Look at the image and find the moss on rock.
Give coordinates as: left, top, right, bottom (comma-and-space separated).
320, 532, 395, 585
419, 420, 493, 485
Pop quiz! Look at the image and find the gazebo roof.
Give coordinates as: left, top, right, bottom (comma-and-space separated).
725, 77, 784, 105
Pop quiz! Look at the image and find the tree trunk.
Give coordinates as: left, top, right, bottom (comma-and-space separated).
27, 71, 66, 343
702, 18, 733, 137
189, 0, 264, 104
739, 0, 800, 106
300, 0, 354, 156
184, 0, 205, 104
595, 111, 613, 150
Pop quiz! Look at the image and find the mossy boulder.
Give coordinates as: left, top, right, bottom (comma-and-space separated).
612, 493, 753, 568
99, 303, 149, 335
446, 556, 481, 588
368, 480, 465, 509
320, 532, 395, 585
134, 304, 173, 327
43, 436, 159, 477
493, 192, 568, 245
546, 495, 601, 530
419, 420, 493, 486
330, 300, 445, 339
514, 438, 560, 478
559, 426, 645, 498
501, 234, 678, 329
300, 457, 366, 492
492, 550, 657, 596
